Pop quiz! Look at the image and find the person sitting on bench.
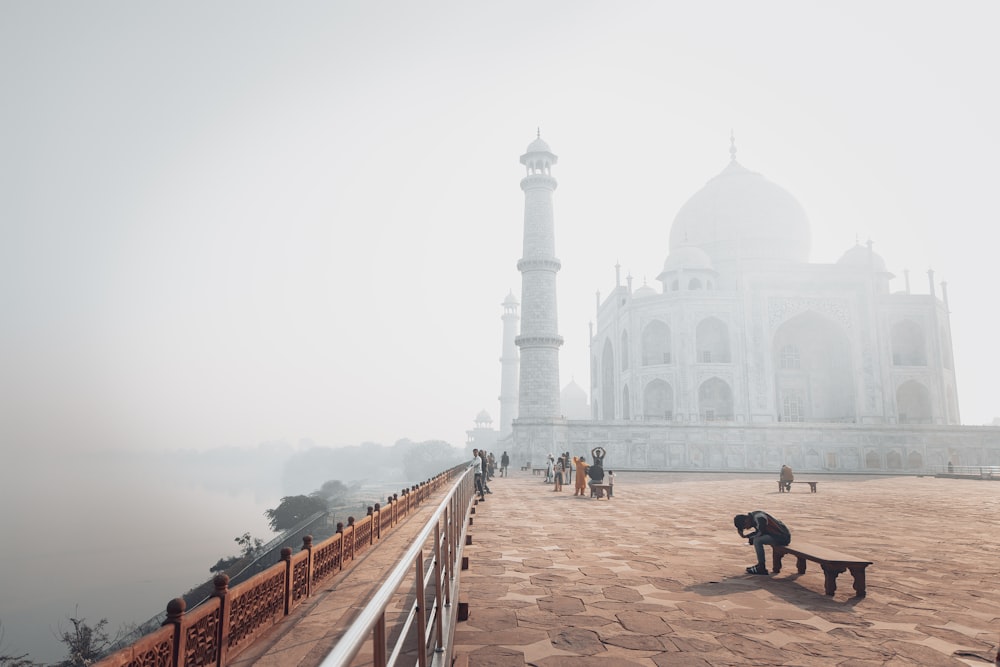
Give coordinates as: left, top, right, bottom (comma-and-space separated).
779, 464, 794, 492
734, 510, 791, 575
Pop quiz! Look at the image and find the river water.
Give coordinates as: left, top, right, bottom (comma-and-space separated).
0, 451, 281, 665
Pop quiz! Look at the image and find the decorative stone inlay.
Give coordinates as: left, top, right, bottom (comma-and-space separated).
549, 627, 606, 655
768, 296, 852, 330
537, 595, 586, 614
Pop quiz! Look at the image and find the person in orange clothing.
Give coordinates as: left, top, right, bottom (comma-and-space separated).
572, 455, 588, 496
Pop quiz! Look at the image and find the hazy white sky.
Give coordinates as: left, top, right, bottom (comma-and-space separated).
2, 1, 999, 453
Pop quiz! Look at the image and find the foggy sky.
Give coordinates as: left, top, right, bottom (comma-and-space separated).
2, 1, 999, 455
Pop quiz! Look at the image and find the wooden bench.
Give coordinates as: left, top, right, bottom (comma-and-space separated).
771, 541, 872, 597
532, 468, 546, 476
778, 480, 818, 493
520, 465, 530, 471
590, 483, 612, 499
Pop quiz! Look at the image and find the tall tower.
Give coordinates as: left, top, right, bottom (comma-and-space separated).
498, 291, 520, 438
515, 132, 563, 420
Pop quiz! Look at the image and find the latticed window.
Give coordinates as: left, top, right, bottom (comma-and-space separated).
780, 344, 800, 369
782, 394, 804, 422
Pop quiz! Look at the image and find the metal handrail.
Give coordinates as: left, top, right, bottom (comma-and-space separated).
318, 466, 474, 667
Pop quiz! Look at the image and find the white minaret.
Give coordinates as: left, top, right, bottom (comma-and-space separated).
515, 131, 563, 419
498, 291, 520, 438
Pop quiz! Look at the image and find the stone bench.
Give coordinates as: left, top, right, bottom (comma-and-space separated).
590, 484, 612, 499
771, 541, 873, 597
778, 480, 818, 493
532, 468, 546, 476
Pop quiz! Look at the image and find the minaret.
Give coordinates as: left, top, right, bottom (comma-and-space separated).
515, 132, 563, 419
498, 291, 520, 437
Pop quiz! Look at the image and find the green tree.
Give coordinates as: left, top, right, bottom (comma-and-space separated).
312, 479, 349, 504
401, 440, 463, 482
55, 610, 122, 667
263, 495, 327, 532
234, 532, 264, 558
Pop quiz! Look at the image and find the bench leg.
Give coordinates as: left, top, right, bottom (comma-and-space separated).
821, 564, 846, 596
795, 555, 807, 575
809, 483, 817, 493
848, 566, 867, 597
772, 547, 785, 574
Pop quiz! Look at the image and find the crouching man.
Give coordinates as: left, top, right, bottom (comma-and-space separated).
734, 510, 791, 575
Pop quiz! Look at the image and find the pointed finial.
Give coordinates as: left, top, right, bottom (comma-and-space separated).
537, 127, 541, 139
729, 129, 737, 162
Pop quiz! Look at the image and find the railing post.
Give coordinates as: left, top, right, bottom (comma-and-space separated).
302, 535, 314, 598
213, 574, 231, 667
164, 597, 186, 667
414, 551, 427, 667
367, 507, 375, 545
374, 502, 382, 541
335, 522, 345, 573
432, 521, 444, 655
281, 547, 293, 613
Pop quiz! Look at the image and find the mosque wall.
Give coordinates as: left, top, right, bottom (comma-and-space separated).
508, 421, 1000, 473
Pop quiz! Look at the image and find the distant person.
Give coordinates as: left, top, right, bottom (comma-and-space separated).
487, 452, 496, 479
948, 460, 954, 473
562, 452, 572, 484
734, 510, 791, 575
553, 457, 564, 491
479, 450, 493, 493
471, 449, 486, 501
500, 451, 510, 477
779, 464, 794, 492
607, 470, 615, 497
572, 455, 588, 496
545, 454, 554, 483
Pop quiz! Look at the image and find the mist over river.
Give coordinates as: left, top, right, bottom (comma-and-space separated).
0, 450, 283, 664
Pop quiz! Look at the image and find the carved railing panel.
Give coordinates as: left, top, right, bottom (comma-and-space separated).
312, 532, 342, 586
290, 550, 310, 609
94, 625, 174, 667
182, 599, 221, 667
354, 515, 372, 554
227, 567, 286, 656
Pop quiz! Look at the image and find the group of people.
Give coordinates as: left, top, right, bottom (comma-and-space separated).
540, 450, 615, 497
472, 448, 795, 577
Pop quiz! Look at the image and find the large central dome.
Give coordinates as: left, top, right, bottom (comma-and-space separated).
669, 158, 811, 265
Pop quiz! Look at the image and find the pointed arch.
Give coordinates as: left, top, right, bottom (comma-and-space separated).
772, 311, 855, 423
622, 384, 631, 420
696, 317, 730, 363
865, 451, 881, 469
907, 451, 923, 469
643, 379, 673, 421
601, 338, 615, 419
642, 320, 672, 366
698, 377, 733, 422
897, 380, 932, 424
621, 330, 630, 371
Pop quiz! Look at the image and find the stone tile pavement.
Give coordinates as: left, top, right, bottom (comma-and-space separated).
454, 471, 1000, 666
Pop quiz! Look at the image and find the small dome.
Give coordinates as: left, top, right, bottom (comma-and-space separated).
561, 380, 589, 420
503, 290, 519, 306
633, 283, 658, 299
837, 242, 887, 272
661, 244, 714, 273
475, 409, 492, 425
669, 159, 811, 265
526, 136, 552, 154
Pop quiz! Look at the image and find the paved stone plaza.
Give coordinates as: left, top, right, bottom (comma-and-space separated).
454, 471, 1000, 666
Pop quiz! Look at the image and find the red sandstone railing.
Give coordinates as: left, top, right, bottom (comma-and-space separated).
94, 463, 471, 667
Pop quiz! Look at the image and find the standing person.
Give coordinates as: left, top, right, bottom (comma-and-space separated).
500, 451, 510, 477
562, 452, 572, 484
572, 455, 588, 496
607, 470, 615, 497
779, 464, 794, 492
472, 449, 486, 501
479, 449, 493, 493
545, 454, 554, 483
734, 510, 791, 575
553, 457, 564, 491
488, 452, 496, 479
